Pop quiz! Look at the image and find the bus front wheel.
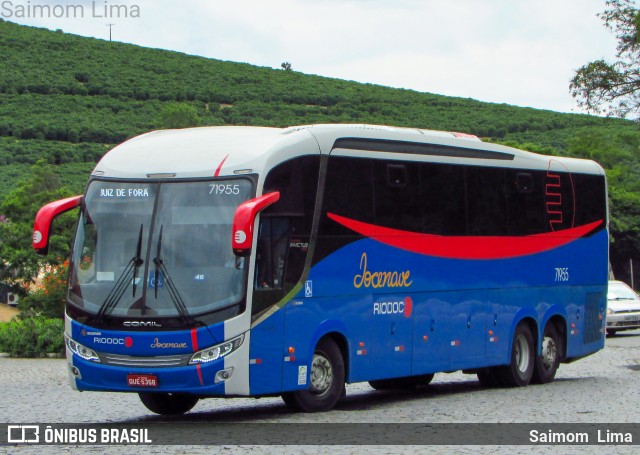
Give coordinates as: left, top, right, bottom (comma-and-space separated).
281, 337, 345, 412
138, 392, 199, 415
497, 323, 535, 387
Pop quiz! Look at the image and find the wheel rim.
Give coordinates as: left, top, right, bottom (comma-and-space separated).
309, 353, 333, 395
515, 334, 530, 373
541, 336, 557, 370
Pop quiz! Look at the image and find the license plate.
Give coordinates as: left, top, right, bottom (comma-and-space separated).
127, 374, 158, 388
624, 315, 640, 321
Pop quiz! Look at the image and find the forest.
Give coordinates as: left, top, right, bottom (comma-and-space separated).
0, 19, 638, 287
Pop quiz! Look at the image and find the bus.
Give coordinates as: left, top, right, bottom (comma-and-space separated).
33, 124, 609, 414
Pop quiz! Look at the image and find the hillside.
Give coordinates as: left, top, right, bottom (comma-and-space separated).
0, 19, 638, 282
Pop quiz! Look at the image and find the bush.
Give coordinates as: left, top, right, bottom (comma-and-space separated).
0, 317, 64, 357
18, 260, 68, 319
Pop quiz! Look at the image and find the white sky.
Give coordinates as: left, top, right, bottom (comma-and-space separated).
2, 0, 620, 114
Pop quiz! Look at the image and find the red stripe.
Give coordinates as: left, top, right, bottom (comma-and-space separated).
214, 155, 229, 177
328, 213, 602, 260
191, 329, 198, 352
196, 364, 204, 386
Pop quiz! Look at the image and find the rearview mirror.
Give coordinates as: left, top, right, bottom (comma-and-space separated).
33, 195, 83, 255
232, 192, 280, 256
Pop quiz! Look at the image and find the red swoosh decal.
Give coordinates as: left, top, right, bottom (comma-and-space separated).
328, 213, 603, 260
214, 154, 229, 177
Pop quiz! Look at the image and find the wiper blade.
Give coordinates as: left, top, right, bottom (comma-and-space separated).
96, 224, 144, 321
132, 224, 144, 298
152, 225, 198, 327
154, 225, 163, 300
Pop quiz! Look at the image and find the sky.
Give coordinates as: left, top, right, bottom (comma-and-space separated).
1, 0, 621, 114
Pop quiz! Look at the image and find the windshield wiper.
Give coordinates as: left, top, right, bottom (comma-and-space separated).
152, 225, 198, 326
96, 224, 144, 321
132, 224, 144, 298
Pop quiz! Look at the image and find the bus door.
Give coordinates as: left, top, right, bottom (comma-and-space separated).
370, 293, 413, 380
412, 293, 451, 374
449, 291, 487, 370
485, 290, 506, 366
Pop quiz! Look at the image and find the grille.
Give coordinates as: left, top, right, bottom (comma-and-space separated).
101, 353, 192, 367
613, 321, 640, 328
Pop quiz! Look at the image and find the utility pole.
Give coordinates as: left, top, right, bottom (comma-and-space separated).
106, 23, 114, 41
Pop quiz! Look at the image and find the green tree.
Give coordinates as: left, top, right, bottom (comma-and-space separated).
157, 103, 200, 129
570, 0, 640, 117
0, 161, 74, 291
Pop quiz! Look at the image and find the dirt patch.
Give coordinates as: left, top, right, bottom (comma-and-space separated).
0, 304, 19, 322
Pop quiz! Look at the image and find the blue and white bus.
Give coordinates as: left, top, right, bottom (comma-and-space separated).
34, 124, 608, 414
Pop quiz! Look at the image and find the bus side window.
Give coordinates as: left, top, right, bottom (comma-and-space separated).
252, 155, 319, 317
255, 217, 290, 289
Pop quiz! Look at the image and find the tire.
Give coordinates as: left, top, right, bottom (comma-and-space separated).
138, 392, 199, 415
281, 337, 345, 412
369, 374, 434, 391
532, 323, 562, 384
606, 329, 617, 337
496, 323, 535, 387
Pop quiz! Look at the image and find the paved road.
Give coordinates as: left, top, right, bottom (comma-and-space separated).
1, 332, 639, 454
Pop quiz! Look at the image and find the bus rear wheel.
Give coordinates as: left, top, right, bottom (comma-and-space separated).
497, 323, 535, 387
369, 374, 434, 390
531, 323, 562, 384
138, 392, 199, 415
281, 338, 345, 412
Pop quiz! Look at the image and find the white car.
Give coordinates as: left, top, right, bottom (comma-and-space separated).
606, 280, 640, 336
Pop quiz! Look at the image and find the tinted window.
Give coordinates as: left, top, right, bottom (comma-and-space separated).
505, 170, 548, 235
465, 166, 508, 236
315, 156, 606, 266
572, 173, 606, 229
373, 161, 423, 233
319, 156, 374, 237
420, 163, 467, 235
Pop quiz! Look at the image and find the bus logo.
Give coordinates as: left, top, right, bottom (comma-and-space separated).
7, 425, 39, 443
234, 230, 247, 244
353, 253, 412, 289
373, 297, 413, 318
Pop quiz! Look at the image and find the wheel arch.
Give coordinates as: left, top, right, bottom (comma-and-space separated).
308, 320, 350, 382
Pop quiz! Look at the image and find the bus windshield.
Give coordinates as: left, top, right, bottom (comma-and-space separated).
68, 179, 253, 324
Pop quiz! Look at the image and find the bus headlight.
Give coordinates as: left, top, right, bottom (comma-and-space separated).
189, 334, 244, 364
65, 334, 100, 362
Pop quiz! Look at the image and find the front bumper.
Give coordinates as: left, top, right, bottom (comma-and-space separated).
67, 351, 231, 395
606, 312, 640, 331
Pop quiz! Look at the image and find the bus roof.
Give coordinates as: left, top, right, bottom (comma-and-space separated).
92, 124, 604, 180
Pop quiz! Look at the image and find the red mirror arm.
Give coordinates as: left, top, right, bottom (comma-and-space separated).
232, 192, 280, 256
33, 195, 83, 254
